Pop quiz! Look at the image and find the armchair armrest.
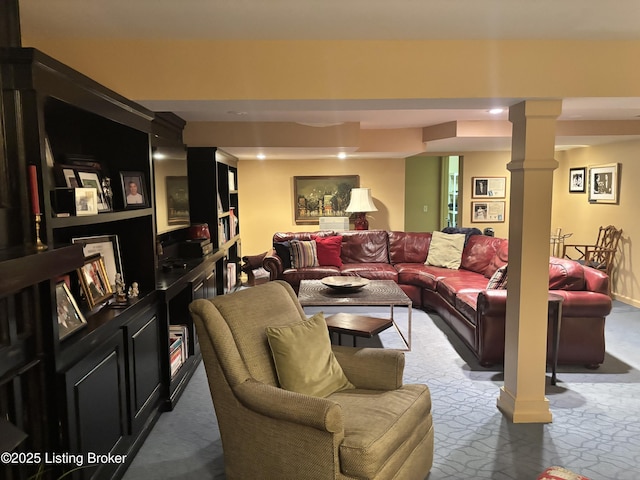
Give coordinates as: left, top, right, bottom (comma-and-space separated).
233, 378, 343, 433
262, 248, 284, 281
332, 345, 404, 390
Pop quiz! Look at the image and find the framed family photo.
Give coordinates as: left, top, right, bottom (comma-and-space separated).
77, 254, 113, 309
472, 177, 506, 198
588, 163, 620, 204
569, 167, 586, 193
56, 281, 87, 340
121, 171, 149, 208
72, 234, 123, 290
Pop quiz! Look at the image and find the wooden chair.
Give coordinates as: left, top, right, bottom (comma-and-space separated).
563, 225, 622, 288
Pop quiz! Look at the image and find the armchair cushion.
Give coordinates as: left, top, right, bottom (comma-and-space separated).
425, 231, 466, 269
266, 312, 355, 397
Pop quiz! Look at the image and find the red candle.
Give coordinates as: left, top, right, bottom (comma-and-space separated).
28, 165, 41, 215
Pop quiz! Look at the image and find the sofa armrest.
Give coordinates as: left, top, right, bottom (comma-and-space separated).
582, 265, 609, 295
332, 345, 404, 390
476, 289, 507, 316
262, 248, 284, 281
233, 378, 343, 433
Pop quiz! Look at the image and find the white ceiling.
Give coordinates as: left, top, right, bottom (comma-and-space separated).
18, 0, 640, 158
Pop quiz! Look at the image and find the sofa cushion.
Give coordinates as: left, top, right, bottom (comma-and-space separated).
487, 265, 508, 289
395, 264, 440, 290
461, 236, 505, 275
425, 231, 466, 269
340, 230, 390, 263
341, 263, 398, 282
265, 312, 354, 397
313, 235, 343, 267
437, 272, 490, 305
388, 231, 432, 264
485, 239, 509, 278
455, 291, 479, 325
290, 240, 319, 268
274, 241, 292, 270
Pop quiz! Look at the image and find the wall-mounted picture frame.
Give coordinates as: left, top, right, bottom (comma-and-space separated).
74, 187, 98, 216
166, 176, 190, 225
121, 171, 149, 208
77, 254, 113, 309
569, 167, 586, 193
471, 200, 506, 223
294, 175, 359, 225
588, 163, 620, 204
77, 170, 110, 212
472, 176, 506, 198
56, 281, 87, 341
72, 234, 123, 290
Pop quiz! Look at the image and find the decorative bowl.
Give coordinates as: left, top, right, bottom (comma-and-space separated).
321, 276, 370, 291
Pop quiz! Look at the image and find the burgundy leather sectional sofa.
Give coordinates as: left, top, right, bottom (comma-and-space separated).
262, 230, 612, 368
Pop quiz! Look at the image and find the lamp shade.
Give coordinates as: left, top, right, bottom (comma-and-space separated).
346, 188, 378, 213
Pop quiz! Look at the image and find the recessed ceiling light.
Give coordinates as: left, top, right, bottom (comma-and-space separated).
488, 108, 504, 115
337, 152, 347, 159
257, 153, 266, 160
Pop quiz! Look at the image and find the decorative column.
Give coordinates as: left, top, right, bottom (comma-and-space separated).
497, 99, 562, 423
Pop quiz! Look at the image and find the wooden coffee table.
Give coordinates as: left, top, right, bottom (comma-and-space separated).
298, 279, 412, 350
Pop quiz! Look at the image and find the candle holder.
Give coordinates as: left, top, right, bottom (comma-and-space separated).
34, 214, 48, 251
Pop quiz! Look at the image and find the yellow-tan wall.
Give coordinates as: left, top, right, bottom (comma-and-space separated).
238, 158, 405, 254
552, 139, 640, 306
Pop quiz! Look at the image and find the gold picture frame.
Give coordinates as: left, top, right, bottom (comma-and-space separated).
294, 175, 359, 225
77, 254, 113, 309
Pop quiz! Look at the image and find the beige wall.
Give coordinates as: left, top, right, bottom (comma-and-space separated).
552, 140, 640, 306
239, 157, 405, 255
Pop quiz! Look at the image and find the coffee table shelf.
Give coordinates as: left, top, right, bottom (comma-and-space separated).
298, 279, 412, 350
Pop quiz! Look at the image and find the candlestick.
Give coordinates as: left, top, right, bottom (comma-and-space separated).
34, 214, 47, 251
28, 165, 41, 216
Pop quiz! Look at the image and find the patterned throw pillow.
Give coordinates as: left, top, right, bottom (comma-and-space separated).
537, 466, 590, 480
487, 264, 508, 289
289, 240, 319, 268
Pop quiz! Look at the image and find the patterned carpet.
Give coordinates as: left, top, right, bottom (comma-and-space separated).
122, 300, 640, 480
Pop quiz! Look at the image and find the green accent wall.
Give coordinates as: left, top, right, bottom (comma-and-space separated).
404, 155, 441, 232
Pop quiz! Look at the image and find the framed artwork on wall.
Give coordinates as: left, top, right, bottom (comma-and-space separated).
472, 177, 506, 198
471, 200, 505, 223
569, 167, 586, 193
166, 176, 190, 225
294, 175, 359, 225
588, 163, 620, 204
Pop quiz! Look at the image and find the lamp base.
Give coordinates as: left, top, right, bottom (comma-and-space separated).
353, 212, 369, 230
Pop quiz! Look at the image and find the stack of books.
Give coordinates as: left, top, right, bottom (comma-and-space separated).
169, 325, 189, 378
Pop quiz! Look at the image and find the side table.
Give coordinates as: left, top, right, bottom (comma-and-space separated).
324, 313, 393, 347
548, 293, 564, 385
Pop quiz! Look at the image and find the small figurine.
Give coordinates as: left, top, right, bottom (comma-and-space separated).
128, 281, 139, 299
115, 273, 127, 303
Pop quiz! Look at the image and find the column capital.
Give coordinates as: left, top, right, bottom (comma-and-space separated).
509, 99, 563, 123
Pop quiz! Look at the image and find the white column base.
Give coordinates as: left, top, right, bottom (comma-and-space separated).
497, 386, 553, 424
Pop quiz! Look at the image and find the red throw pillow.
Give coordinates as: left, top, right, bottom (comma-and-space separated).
313, 235, 343, 267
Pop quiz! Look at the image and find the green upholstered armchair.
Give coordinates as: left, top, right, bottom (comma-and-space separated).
189, 280, 433, 480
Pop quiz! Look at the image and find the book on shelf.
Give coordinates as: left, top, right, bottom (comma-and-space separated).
169, 324, 189, 362
169, 336, 184, 378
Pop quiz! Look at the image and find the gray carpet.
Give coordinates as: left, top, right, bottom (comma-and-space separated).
122, 300, 640, 480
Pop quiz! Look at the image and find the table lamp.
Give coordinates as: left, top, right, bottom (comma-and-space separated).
346, 188, 378, 230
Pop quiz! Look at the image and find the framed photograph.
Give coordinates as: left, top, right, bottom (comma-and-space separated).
569, 167, 586, 193
166, 176, 190, 225
72, 235, 123, 290
472, 177, 506, 198
77, 170, 110, 211
74, 187, 98, 216
77, 254, 113, 309
56, 281, 87, 341
471, 200, 506, 223
121, 171, 149, 208
588, 163, 620, 204
294, 175, 359, 225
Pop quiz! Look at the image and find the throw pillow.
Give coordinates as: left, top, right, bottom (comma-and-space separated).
537, 466, 590, 480
289, 240, 319, 268
487, 264, 508, 289
273, 241, 292, 270
313, 235, 343, 267
265, 312, 355, 397
425, 231, 466, 269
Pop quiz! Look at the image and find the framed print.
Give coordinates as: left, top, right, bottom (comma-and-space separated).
77, 170, 110, 211
471, 200, 506, 223
569, 167, 586, 193
77, 254, 113, 309
588, 163, 620, 204
294, 175, 359, 225
121, 171, 149, 208
72, 234, 123, 289
62, 168, 79, 188
166, 176, 190, 225
74, 187, 98, 216
472, 177, 506, 198
56, 281, 87, 341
